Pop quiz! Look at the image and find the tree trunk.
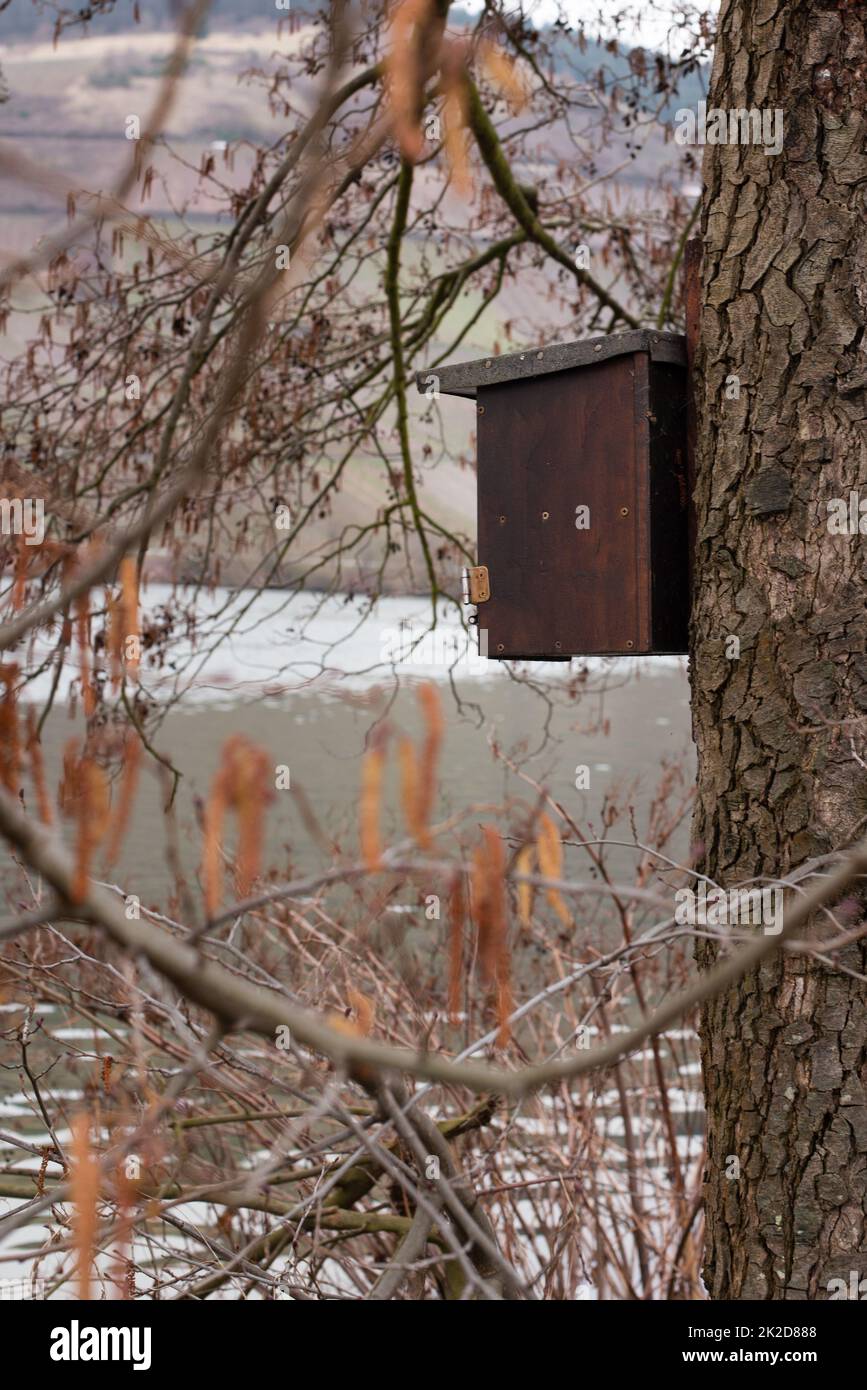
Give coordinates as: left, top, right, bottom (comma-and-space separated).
691, 0, 867, 1299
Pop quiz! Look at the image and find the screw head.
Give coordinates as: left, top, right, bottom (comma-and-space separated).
497, 643, 504, 652
477, 404, 485, 415
542, 510, 549, 520
620, 507, 629, 517
626, 640, 634, 649
498, 514, 506, 524
554, 641, 562, 650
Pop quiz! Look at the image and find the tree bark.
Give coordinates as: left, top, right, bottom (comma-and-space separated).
691, 0, 867, 1298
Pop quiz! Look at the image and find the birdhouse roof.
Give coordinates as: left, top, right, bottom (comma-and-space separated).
415, 329, 687, 401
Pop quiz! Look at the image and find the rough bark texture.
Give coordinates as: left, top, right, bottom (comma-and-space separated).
690, 0, 867, 1298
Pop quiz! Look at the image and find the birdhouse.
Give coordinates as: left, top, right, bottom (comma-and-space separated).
417, 330, 690, 659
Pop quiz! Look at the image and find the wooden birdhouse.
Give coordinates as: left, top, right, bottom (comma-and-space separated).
417, 330, 690, 659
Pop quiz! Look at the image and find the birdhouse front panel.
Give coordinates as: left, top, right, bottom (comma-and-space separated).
477, 356, 645, 658
418, 330, 689, 660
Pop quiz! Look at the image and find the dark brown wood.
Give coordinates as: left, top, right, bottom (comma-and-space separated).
418, 329, 686, 399
649, 360, 690, 651
478, 356, 646, 657
684, 237, 702, 612
421, 331, 690, 659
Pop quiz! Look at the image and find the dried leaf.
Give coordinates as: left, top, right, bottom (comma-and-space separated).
202, 735, 273, 916
480, 40, 528, 113
515, 843, 534, 926
12, 532, 28, 610
347, 987, 375, 1036
227, 736, 271, 897
0, 664, 20, 795
472, 825, 512, 1046
359, 732, 387, 871
58, 738, 81, 816
71, 758, 111, 902
384, 0, 433, 161
415, 681, 443, 845
442, 76, 472, 196
537, 813, 571, 926
202, 778, 228, 919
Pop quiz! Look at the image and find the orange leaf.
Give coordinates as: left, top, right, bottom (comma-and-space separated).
71, 1114, 99, 1301
480, 41, 528, 113
384, 0, 433, 161
472, 825, 512, 1046
537, 813, 571, 926
202, 777, 228, 918
397, 736, 422, 840
442, 77, 472, 196
347, 987, 375, 1036
72, 760, 111, 902
202, 735, 273, 916
515, 843, 534, 926
0, 664, 20, 795
359, 733, 387, 871
12, 532, 29, 610
415, 681, 443, 846
25, 707, 53, 825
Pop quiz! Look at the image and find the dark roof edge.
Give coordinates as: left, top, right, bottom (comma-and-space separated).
415, 330, 687, 400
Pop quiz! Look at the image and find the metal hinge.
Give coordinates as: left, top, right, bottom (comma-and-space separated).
462, 565, 490, 604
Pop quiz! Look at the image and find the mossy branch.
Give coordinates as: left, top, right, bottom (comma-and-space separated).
464, 77, 639, 331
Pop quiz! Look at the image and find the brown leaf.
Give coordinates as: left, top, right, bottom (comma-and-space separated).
398, 736, 422, 840
415, 681, 443, 846
25, 707, 53, 826
472, 825, 512, 1045
359, 730, 388, 871
515, 843, 534, 926
479, 41, 528, 113
347, 987, 375, 1036
384, 0, 433, 161
0, 664, 20, 795
537, 812, 571, 926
